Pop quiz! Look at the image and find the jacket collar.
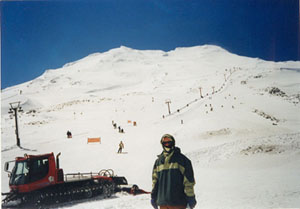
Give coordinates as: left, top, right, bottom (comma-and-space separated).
159, 147, 181, 157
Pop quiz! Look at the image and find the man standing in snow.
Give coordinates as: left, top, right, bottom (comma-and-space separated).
151, 134, 197, 209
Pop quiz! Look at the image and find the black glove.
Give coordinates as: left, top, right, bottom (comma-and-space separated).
151, 198, 158, 209
187, 196, 197, 208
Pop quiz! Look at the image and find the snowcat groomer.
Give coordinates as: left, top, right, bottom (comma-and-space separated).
2, 152, 128, 207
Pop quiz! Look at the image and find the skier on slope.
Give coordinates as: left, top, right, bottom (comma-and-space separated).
151, 134, 197, 209
117, 141, 124, 153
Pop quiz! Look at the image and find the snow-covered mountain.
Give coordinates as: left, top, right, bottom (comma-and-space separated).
1, 45, 300, 208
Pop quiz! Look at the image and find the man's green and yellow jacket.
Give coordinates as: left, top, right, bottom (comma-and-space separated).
151, 147, 196, 206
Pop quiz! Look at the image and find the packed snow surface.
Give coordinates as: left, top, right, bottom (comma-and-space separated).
1, 45, 300, 209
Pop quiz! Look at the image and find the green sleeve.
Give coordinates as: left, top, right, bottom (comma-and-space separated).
151, 161, 158, 199
183, 158, 195, 197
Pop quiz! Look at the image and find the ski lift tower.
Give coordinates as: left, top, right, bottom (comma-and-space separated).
8, 101, 23, 147
165, 99, 171, 115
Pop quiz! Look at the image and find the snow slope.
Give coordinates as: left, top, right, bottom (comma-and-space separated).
1, 45, 300, 209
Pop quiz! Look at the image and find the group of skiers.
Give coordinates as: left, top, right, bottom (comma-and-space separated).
112, 121, 124, 133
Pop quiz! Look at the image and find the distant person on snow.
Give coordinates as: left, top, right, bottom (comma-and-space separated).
151, 134, 197, 209
67, 131, 72, 138
118, 184, 151, 196
117, 141, 124, 153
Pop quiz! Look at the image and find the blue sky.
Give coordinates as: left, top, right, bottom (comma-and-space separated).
1, 0, 299, 89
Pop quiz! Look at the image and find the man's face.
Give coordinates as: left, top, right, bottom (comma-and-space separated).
162, 137, 174, 152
